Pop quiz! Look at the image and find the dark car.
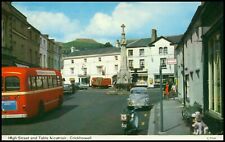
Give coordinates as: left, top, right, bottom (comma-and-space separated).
63, 84, 73, 94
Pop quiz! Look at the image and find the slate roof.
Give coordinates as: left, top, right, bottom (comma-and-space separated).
126, 34, 183, 48
67, 47, 120, 57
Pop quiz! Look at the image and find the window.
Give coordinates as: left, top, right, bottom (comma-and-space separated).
53, 76, 57, 87
98, 57, 101, 62
5, 76, 20, 91
42, 76, 48, 89
208, 35, 222, 115
159, 47, 163, 55
29, 76, 37, 90
71, 60, 74, 64
36, 76, 43, 89
139, 49, 144, 56
115, 56, 118, 60
140, 59, 145, 68
129, 60, 133, 68
114, 65, 118, 72
40, 53, 42, 66
160, 58, 167, 68
70, 68, 74, 74
48, 76, 53, 88
128, 50, 133, 56
164, 47, 168, 54
97, 66, 103, 75
83, 68, 87, 75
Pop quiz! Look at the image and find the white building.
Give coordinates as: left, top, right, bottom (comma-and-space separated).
61, 48, 121, 85
61, 30, 182, 88
39, 34, 48, 68
176, 5, 204, 107
126, 29, 182, 87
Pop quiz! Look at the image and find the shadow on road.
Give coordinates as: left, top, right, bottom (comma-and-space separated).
2, 104, 78, 125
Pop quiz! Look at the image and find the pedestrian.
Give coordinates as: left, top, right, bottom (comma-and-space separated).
171, 84, 177, 100
164, 82, 169, 100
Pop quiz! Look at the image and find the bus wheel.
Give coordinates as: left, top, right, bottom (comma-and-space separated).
38, 102, 45, 118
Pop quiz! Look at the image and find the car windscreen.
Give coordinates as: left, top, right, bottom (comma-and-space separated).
131, 90, 147, 95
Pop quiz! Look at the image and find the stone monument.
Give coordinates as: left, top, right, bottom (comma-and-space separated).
116, 24, 130, 84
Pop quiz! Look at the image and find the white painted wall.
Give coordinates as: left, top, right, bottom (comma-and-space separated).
183, 27, 204, 106
148, 38, 175, 87
126, 38, 176, 87
62, 53, 120, 85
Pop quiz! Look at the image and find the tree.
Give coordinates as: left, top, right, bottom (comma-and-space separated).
104, 42, 113, 48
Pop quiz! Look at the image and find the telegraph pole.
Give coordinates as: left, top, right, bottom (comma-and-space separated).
160, 65, 164, 132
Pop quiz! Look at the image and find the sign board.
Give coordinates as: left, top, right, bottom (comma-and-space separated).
167, 58, 177, 65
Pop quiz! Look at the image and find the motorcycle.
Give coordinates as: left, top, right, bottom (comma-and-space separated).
120, 108, 139, 135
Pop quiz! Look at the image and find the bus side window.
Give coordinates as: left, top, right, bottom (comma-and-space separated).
53, 76, 57, 87
36, 76, 43, 90
48, 76, 53, 88
5, 76, 20, 91
28, 76, 37, 90
42, 76, 48, 89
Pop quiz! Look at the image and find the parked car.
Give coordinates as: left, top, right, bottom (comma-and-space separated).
78, 83, 89, 90
74, 82, 88, 90
63, 84, 73, 94
127, 87, 151, 110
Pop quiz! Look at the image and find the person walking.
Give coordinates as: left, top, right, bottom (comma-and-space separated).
164, 82, 169, 100
171, 84, 177, 100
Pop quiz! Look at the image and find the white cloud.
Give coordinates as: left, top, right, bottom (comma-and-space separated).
84, 2, 153, 38
13, 2, 200, 43
14, 5, 81, 42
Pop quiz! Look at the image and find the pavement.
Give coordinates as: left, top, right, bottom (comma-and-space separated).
148, 97, 191, 135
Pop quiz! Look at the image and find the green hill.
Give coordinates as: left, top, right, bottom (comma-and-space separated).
62, 38, 112, 56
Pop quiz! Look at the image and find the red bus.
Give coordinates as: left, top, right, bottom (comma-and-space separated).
2, 67, 63, 119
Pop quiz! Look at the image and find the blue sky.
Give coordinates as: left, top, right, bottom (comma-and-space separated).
12, 2, 200, 45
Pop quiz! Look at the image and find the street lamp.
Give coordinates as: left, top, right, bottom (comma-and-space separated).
159, 59, 167, 132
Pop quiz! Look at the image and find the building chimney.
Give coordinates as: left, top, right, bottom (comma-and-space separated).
151, 29, 157, 43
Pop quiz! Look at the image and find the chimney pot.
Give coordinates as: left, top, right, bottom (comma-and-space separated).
151, 29, 157, 43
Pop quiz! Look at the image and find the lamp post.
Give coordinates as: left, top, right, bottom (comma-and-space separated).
160, 59, 166, 132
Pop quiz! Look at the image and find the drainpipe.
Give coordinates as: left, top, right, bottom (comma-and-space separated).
182, 44, 186, 107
